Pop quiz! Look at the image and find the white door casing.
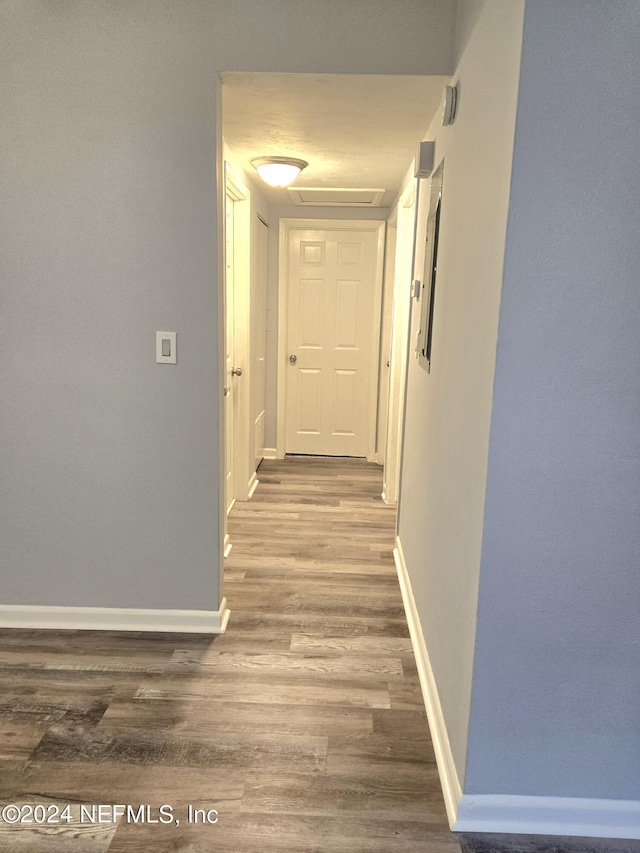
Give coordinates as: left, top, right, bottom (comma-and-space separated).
375, 220, 398, 466
224, 166, 251, 529
383, 184, 416, 505
277, 220, 385, 460
224, 191, 236, 516
253, 215, 268, 471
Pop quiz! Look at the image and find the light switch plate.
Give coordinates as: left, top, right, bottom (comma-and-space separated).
156, 331, 177, 364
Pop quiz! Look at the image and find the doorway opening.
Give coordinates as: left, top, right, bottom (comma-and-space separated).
219, 70, 446, 569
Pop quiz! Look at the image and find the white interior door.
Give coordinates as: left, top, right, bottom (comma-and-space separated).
225, 194, 236, 515
285, 227, 381, 457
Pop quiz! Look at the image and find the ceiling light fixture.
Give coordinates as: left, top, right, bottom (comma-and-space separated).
251, 156, 309, 187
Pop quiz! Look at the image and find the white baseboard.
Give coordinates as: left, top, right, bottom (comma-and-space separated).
0, 598, 231, 634
247, 472, 259, 498
394, 535, 640, 840
393, 536, 462, 827
262, 447, 277, 460
454, 794, 640, 840
223, 533, 232, 558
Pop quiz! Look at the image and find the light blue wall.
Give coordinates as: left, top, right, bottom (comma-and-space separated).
0, 0, 455, 611
466, 0, 640, 799
1, 3, 221, 610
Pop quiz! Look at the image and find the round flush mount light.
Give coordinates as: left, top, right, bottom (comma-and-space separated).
251, 156, 309, 187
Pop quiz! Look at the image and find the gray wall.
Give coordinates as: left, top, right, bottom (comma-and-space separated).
396, 0, 525, 784
465, 0, 640, 799
1, 0, 455, 611
1, 2, 221, 610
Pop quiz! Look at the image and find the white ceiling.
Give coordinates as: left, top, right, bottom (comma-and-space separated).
221, 72, 450, 207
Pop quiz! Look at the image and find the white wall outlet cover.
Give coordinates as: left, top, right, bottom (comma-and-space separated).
156, 331, 177, 364
442, 85, 458, 126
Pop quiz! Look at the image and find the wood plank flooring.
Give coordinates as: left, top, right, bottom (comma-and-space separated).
1, 456, 635, 852
0, 456, 457, 852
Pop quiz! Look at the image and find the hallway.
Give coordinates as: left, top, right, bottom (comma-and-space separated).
223, 455, 458, 851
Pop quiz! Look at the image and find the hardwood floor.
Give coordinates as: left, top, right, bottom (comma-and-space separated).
1, 456, 637, 852
0, 456, 457, 852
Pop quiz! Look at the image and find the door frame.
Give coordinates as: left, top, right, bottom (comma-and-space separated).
375, 214, 398, 466
383, 182, 416, 505
224, 165, 252, 508
276, 218, 386, 462
224, 179, 237, 521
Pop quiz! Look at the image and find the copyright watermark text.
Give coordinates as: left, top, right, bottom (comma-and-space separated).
1, 803, 218, 827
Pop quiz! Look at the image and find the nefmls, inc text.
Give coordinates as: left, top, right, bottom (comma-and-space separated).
79, 805, 218, 824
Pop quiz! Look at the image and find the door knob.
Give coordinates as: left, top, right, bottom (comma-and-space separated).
289, 354, 297, 364
231, 366, 243, 377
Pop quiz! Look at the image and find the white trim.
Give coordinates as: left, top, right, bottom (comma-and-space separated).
454, 794, 640, 840
225, 167, 252, 502
225, 166, 249, 202
247, 471, 259, 499
0, 598, 231, 634
383, 183, 416, 505
367, 223, 386, 462
393, 536, 462, 827
223, 533, 232, 558
394, 534, 640, 840
215, 74, 226, 632
262, 447, 277, 460
374, 220, 398, 469
276, 220, 289, 459
277, 218, 386, 461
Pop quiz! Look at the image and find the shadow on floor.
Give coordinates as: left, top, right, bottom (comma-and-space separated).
459, 833, 640, 853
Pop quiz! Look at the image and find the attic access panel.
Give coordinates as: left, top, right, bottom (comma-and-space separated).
287, 187, 385, 207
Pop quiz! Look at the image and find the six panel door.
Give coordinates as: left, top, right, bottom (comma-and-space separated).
285, 228, 379, 457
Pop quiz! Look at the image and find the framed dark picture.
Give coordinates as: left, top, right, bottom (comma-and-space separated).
417, 162, 443, 372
